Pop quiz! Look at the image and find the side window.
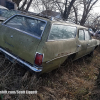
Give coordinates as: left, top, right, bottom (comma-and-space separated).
84, 30, 90, 40
79, 30, 85, 40
48, 25, 63, 40
48, 24, 76, 40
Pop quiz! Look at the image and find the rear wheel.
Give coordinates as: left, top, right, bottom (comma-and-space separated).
61, 53, 76, 66
88, 50, 94, 57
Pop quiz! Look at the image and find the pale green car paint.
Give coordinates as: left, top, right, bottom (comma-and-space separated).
0, 13, 99, 73
0, 24, 41, 64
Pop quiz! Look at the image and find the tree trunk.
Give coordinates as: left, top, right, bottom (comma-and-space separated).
12, 0, 22, 7
73, 5, 77, 24
18, 0, 27, 10
80, 15, 87, 25
63, 0, 76, 20
25, 0, 33, 11
63, 0, 68, 19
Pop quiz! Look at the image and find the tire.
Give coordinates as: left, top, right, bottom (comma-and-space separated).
61, 54, 75, 66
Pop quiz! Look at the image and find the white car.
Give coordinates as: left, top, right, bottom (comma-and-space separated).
0, 5, 8, 22
0, 5, 8, 10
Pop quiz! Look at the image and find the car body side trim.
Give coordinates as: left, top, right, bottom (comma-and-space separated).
0, 47, 42, 72
46, 52, 77, 63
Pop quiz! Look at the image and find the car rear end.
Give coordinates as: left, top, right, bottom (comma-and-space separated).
0, 14, 49, 73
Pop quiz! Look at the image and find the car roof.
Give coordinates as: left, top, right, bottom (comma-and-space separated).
24, 12, 88, 29
0, 5, 8, 10
51, 21, 87, 29
7, 12, 88, 30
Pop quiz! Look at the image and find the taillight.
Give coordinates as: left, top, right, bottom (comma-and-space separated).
34, 53, 43, 66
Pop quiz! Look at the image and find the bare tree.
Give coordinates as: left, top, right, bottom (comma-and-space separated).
13, 0, 99, 28
80, 0, 99, 25
72, 5, 78, 24
62, 0, 76, 20
92, 14, 100, 30
18, 0, 28, 10
25, 0, 33, 11
12, 0, 22, 7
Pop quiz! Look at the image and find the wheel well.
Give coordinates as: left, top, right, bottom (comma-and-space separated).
95, 46, 98, 50
68, 53, 76, 60
61, 53, 76, 66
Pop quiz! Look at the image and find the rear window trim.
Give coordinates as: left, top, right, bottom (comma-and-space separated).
2, 14, 47, 40
47, 23, 77, 41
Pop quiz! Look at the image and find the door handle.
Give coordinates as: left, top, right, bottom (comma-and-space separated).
77, 45, 81, 47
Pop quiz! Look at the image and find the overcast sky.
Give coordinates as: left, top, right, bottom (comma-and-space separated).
20, 0, 100, 14
92, 0, 100, 14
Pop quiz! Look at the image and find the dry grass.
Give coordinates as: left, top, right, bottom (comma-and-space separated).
0, 47, 100, 100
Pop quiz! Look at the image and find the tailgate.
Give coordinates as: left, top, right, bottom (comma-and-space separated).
0, 15, 46, 64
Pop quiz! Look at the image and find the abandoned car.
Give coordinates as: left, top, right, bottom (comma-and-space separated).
0, 13, 99, 73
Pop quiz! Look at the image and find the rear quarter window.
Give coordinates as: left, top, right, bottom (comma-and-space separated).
78, 30, 85, 40
48, 24, 76, 40
4, 15, 46, 37
84, 30, 91, 40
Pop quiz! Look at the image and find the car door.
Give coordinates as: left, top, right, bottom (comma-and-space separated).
75, 29, 87, 59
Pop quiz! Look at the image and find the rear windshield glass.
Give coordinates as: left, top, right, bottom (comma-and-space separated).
48, 24, 76, 40
5, 15, 46, 37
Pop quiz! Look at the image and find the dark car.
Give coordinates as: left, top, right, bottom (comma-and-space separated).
89, 28, 95, 36
95, 30, 100, 38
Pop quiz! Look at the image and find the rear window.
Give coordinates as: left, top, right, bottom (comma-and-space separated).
5, 15, 46, 37
84, 30, 91, 40
48, 24, 76, 40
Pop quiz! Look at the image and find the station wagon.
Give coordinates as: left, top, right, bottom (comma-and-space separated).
0, 13, 99, 73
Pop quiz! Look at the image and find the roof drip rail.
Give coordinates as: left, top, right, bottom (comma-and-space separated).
18, 10, 63, 21
65, 21, 75, 24
19, 10, 75, 24
49, 17, 61, 21
21, 10, 38, 16
20, 11, 52, 19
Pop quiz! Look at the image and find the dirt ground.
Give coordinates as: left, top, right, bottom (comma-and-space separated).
0, 47, 100, 100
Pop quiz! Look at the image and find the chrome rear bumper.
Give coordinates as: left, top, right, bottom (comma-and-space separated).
0, 48, 42, 72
